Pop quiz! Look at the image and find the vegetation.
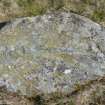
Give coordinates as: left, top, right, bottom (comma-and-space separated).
17, 0, 48, 16
91, 10, 105, 22
16, 0, 105, 23
1, 0, 105, 24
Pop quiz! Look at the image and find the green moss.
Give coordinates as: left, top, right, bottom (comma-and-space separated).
2, 0, 11, 7
51, 0, 64, 10
64, 0, 105, 23
16, 0, 64, 16
33, 95, 45, 105
82, 0, 93, 5
17, 0, 47, 16
1, 0, 105, 24
90, 10, 105, 22
69, 99, 75, 105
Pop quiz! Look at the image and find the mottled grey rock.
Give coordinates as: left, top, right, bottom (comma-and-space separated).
0, 12, 105, 97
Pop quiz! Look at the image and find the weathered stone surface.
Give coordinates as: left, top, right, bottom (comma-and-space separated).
0, 12, 105, 97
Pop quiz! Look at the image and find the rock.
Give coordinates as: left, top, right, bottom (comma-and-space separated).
0, 12, 105, 97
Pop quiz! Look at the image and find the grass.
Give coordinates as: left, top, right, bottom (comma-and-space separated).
90, 10, 105, 22
2, 0, 11, 7
1, 0, 105, 24
16, 0, 64, 16
17, 0, 48, 16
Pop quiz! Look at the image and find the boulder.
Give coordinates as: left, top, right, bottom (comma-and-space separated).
0, 12, 105, 97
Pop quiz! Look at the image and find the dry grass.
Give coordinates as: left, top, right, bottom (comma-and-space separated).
0, 0, 105, 24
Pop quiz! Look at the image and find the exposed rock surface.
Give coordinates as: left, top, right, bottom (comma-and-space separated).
0, 12, 105, 98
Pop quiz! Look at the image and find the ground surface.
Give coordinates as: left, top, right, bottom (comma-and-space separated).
0, 76, 105, 105
0, 0, 105, 25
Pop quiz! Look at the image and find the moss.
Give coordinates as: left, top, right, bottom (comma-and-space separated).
2, 0, 11, 7
16, 0, 63, 16
64, 0, 105, 23
69, 99, 75, 105
73, 83, 86, 93
33, 95, 45, 105
82, 0, 93, 5
1, 0, 105, 24
90, 10, 105, 22
17, 0, 47, 16
76, 4, 86, 14
52, 0, 64, 10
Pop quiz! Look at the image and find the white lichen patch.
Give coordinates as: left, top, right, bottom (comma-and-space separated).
64, 69, 72, 74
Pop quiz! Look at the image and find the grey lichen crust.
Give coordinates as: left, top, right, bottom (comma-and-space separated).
0, 12, 105, 97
